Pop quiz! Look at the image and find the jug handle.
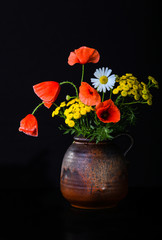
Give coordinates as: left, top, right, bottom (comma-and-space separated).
114, 133, 134, 157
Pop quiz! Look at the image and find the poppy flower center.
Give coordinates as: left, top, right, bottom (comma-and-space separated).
99, 76, 108, 84
88, 89, 94, 95
100, 110, 109, 119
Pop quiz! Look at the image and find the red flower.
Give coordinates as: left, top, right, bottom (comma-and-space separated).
33, 81, 61, 108
19, 114, 38, 137
68, 46, 100, 66
79, 82, 101, 106
96, 99, 120, 123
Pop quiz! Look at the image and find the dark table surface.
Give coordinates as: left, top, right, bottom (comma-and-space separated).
0, 187, 161, 239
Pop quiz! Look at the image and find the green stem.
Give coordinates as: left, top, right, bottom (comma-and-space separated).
60, 81, 78, 97
81, 64, 84, 83
32, 102, 44, 115
109, 89, 112, 99
114, 94, 122, 105
53, 102, 59, 107
147, 82, 154, 89
122, 101, 147, 105
102, 92, 105, 102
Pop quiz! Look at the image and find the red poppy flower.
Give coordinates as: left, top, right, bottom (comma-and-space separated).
33, 81, 61, 108
68, 46, 100, 66
19, 114, 38, 137
96, 99, 120, 123
79, 82, 101, 106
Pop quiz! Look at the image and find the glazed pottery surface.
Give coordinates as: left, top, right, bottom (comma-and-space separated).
60, 135, 133, 209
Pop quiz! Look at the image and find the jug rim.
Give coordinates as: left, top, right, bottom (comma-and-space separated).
73, 135, 110, 144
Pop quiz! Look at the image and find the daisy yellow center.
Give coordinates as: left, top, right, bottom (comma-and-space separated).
99, 76, 108, 84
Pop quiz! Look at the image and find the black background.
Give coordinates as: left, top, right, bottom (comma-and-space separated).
0, 0, 161, 190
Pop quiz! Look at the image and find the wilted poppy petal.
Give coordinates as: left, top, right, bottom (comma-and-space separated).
19, 114, 38, 137
68, 46, 100, 66
33, 81, 60, 108
79, 82, 101, 106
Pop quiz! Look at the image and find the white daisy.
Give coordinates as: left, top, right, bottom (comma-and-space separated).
91, 67, 116, 93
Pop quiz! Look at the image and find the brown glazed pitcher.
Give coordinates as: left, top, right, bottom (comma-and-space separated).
60, 134, 134, 209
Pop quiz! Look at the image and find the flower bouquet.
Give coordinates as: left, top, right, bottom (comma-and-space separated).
19, 46, 159, 142
19, 46, 159, 209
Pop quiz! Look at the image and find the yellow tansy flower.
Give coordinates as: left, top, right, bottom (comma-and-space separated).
52, 111, 55, 117
60, 102, 66, 107
128, 83, 133, 88
67, 99, 76, 106
142, 89, 148, 95
67, 120, 75, 127
148, 76, 158, 85
65, 118, 69, 124
73, 112, 81, 119
131, 89, 138, 95
64, 109, 70, 116
52, 107, 61, 117
147, 99, 152, 106
133, 85, 138, 90
113, 88, 119, 94
123, 85, 130, 91
80, 108, 87, 115
117, 85, 123, 91
126, 73, 133, 77
142, 94, 149, 100
121, 91, 128, 97
66, 113, 73, 120
85, 106, 92, 113
134, 94, 140, 101
127, 90, 132, 95
54, 110, 59, 115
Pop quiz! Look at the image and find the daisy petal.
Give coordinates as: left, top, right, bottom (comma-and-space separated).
104, 67, 109, 76
91, 78, 98, 83
91, 67, 116, 93
98, 85, 103, 92
93, 82, 100, 88
101, 67, 105, 75
109, 77, 116, 84
106, 84, 110, 91
94, 70, 101, 78
106, 69, 112, 77
98, 68, 102, 75
102, 85, 106, 93
108, 74, 116, 80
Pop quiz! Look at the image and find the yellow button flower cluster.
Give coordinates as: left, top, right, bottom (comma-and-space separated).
52, 106, 61, 116
148, 76, 159, 88
64, 98, 93, 127
52, 101, 66, 117
52, 98, 94, 128
113, 73, 153, 105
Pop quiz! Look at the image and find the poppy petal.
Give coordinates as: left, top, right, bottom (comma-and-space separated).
43, 102, 53, 109
79, 82, 101, 106
96, 99, 120, 123
68, 52, 80, 66
68, 46, 100, 65
87, 49, 100, 63
33, 81, 60, 108
96, 99, 116, 110
75, 47, 95, 64
19, 114, 38, 137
